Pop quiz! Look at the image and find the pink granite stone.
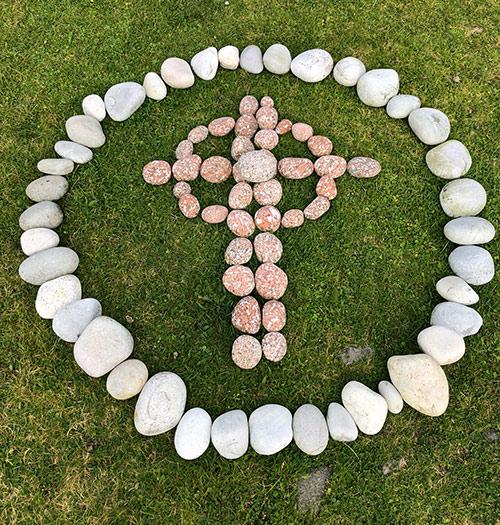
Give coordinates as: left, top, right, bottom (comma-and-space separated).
142, 160, 172, 185
254, 129, 279, 150
231, 335, 262, 369
253, 179, 282, 206
275, 119, 292, 135
188, 125, 209, 144
201, 205, 229, 224
304, 196, 330, 220
253, 232, 283, 263
255, 205, 281, 232
222, 265, 255, 296
307, 135, 333, 157
235, 115, 258, 138
315, 174, 338, 200
227, 210, 255, 237
200, 156, 232, 183
256, 106, 279, 129
314, 155, 347, 178
208, 116, 236, 137
291, 122, 313, 142
228, 182, 253, 209
225, 237, 253, 265
172, 155, 202, 181
281, 209, 305, 229
178, 194, 200, 218
255, 263, 288, 300
231, 136, 255, 161
278, 157, 314, 179
347, 157, 381, 178
260, 95, 274, 107
172, 181, 191, 198
175, 139, 194, 160
231, 296, 261, 334
239, 95, 259, 115
262, 300, 286, 331
262, 332, 287, 362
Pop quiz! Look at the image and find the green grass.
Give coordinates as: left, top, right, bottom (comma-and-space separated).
0, 0, 498, 523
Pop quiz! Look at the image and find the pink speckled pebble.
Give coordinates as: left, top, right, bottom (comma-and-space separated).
291, 123, 313, 142
307, 135, 333, 157
254, 129, 279, 150
347, 157, 381, 178
262, 300, 286, 331
254, 232, 283, 263
314, 155, 347, 178
231, 136, 254, 161
275, 119, 292, 135
208, 116, 235, 137
304, 196, 330, 220
316, 174, 338, 200
227, 210, 255, 237
172, 155, 202, 181
232, 163, 243, 182
178, 194, 200, 218
239, 95, 259, 115
260, 96, 274, 107
172, 181, 191, 198
231, 296, 261, 334
262, 332, 287, 362
255, 205, 281, 232
255, 263, 288, 300
188, 125, 209, 144
201, 205, 229, 224
232, 335, 262, 369
175, 139, 194, 159
256, 106, 278, 130
201, 156, 232, 183
142, 160, 172, 185
228, 182, 253, 209
281, 209, 304, 229
223, 265, 255, 296
225, 237, 253, 265
278, 157, 314, 179
235, 115, 258, 138
253, 179, 282, 206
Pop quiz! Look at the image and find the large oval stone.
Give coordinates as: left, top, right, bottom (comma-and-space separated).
19, 201, 63, 231
263, 43, 291, 74
436, 275, 479, 305
326, 402, 358, 442
37, 158, 74, 176
240, 45, 263, 74
65, 115, 105, 148
341, 381, 388, 435
190, 46, 218, 80
444, 217, 495, 245
54, 140, 93, 164
290, 49, 333, 83
231, 296, 261, 334
293, 404, 329, 456
440, 178, 487, 217
35, 274, 81, 319
104, 81, 146, 121
160, 57, 195, 88
20, 228, 59, 256
52, 297, 102, 343
26, 176, 68, 202
430, 301, 483, 337
356, 69, 399, 107
249, 404, 293, 455
211, 409, 249, 460
417, 325, 465, 365
448, 245, 494, 285
236, 150, 277, 183
19, 247, 79, 285
174, 408, 212, 460
408, 108, 450, 145
426, 140, 472, 179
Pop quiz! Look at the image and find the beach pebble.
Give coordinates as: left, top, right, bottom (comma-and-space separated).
440, 178, 487, 217
54, 140, 93, 164
82, 94, 106, 121
134, 372, 187, 436
254, 232, 283, 263
333, 57, 366, 86
201, 205, 229, 224
201, 156, 232, 183
175, 139, 193, 160
232, 296, 261, 334
449, 245, 494, 285
386, 94, 421, 119
18, 247, 79, 286
19, 201, 63, 231
260, 96, 274, 107
191, 46, 218, 80
218, 45, 239, 70
225, 237, 253, 265
65, 115, 105, 148
293, 404, 329, 455
347, 157, 381, 178
388, 354, 449, 416
341, 381, 388, 435
275, 119, 292, 135
20, 228, 59, 256
357, 69, 399, 107
278, 157, 314, 179
314, 155, 346, 178
35, 274, 81, 319
188, 125, 209, 144
256, 106, 278, 129
231, 136, 254, 160
426, 140, 472, 180
263, 43, 292, 74
106, 359, 149, 400
290, 49, 333, 83
178, 194, 200, 219
254, 129, 279, 150
52, 298, 102, 343
142, 160, 172, 185
253, 179, 282, 206
26, 176, 68, 202
172, 155, 201, 181
172, 181, 191, 198
431, 301, 483, 337
255, 263, 288, 299
228, 182, 253, 209
208, 116, 235, 137
436, 275, 479, 305
249, 404, 293, 455
304, 196, 330, 220
236, 150, 277, 183
408, 108, 451, 145
239, 95, 259, 115
227, 209, 255, 237
444, 217, 495, 245
262, 331, 287, 362
417, 325, 466, 365
235, 115, 258, 138
255, 205, 281, 232
37, 158, 74, 176
223, 265, 255, 296
291, 123, 313, 142
104, 82, 146, 122
143, 72, 167, 100
308, 135, 333, 156
378, 381, 403, 414
240, 45, 263, 74
316, 175, 337, 200
160, 57, 195, 88
211, 409, 248, 459
326, 402, 358, 442
281, 209, 304, 228
232, 335, 262, 369
262, 300, 286, 332
174, 408, 212, 460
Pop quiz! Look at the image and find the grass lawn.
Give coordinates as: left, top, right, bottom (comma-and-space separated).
0, 0, 498, 523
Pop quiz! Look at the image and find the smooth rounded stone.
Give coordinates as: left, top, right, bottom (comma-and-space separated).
172, 181, 191, 198
228, 182, 253, 209
308, 135, 333, 157
255, 263, 288, 300
232, 296, 261, 334
106, 359, 148, 400
281, 209, 304, 228
254, 232, 282, 263
52, 298, 102, 343
275, 118, 292, 135
254, 129, 279, 150
408, 107, 451, 145
239, 95, 259, 115
236, 150, 277, 183
333, 56, 366, 86
20, 228, 59, 256
18, 247, 79, 285
172, 154, 201, 181
439, 178, 487, 217
201, 156, 232, 183
278, 157, 314, 179
386, 94, 421, 119
262, 96, 274, 108
262, 332, 287, 362
326, 402, 358, 442
35, 274, 81, 319
356, 69, 399, 107
143, 72, 167, 100
188, 125, 209, 144
263, 43, 291, 74
208, 116, 235, 137
417, 325, 466, 365
293, 404, 328, 455
160, 57, 195, 88
449, 245, 494, 285
54, 140, 93, 164
388, 354, 449, 416
211, 409, 248, 459
316, 175, 338, 200
74, 316, 133, 378
254, 179, 282, 206
134, 372, 187, 436
227, 209, 255, 237
427, 141, 472, 182
250, 404, 293, 455
178, 194, 200, 218
143, 160, 171, 185
341, 381, 388, 435
436, 275, 479, 305
314, 155, 346, 178
26, 176, 68, 202
255, 205, 281, 232
262, 300, 286, 332
175, 139, 193, 160
347, 157, 381, 178
256, 106, 278, 130
218, 45, 239, 70
37, 158, 74, 176
191, 46, 218, 80
82, 94, 106, 121
235, 114, 258, 138
225, 237, 253, 265
104, 82, 146, 122
304, 196, 330, 220
290, 49, 333, 83
444, 217, 495, 245
431, 301, 483, 337
65, 115, 105, 148
231, 136, 254, 160
378, 381, 403, 414
19, 201, 63, 231
174, 408, 212, 460
223, 265, 255, 296
201, 205, 228, 224
240, 45, 263, 74
291, 123, 314, 142
232, 335, 262, 369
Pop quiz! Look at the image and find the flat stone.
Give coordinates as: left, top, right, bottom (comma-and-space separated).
386, 94, 421, 119
448, 245, 494, 285
19, 201, 63, 231
52, 298, 102, 342
187, 125, 208, 144
249, 404, 293, 455
134, 372, 187, 435
228, 182, 253, 209
104, 82, 146, 122
37, 158, 74, 176
333, 56, 366, 86
143, 72, 167, 100
378, 380, 403, 414
235, 115, 258, 138
201, 205, 228, 224
281, 209, 304, 228
20, 228, 59, 256
142, 160, 171, 185
174, 408, 212, 460
225, 237, 253, 265
19, 247, 79, 285
308, 136, 333, 157
263, 43, 291, 74
275, 119, 292, 135
304, 196, 330, 220
262, 300, 286, 331
239, 95, 259, 115
408, 107, 451, 145
74, 316, 133, 378
54, 140, 93, 164
35, 274, 81, 319
255, 263, 287, 299
236, 150, 277, 183
253, 179, 282, 206
444, 217, 495, 245
314, 155, 346, 178
316, 175, 337, 200
439, 178, 487, 217
297, 466, 331, 515
223, 265, 255, 296
430, 301, 483, 337
347, 157, 381, 178
231, 335, 262, 369
254, 129, 279, 150
436, 275, 479, 305
231, 136, 254, 160
218, 45, 239, 70
200, 156, 232, 183
254, 232, 283, 263
291, 49, 333, 83
178, 194, 200, 218
262, 331, 287, 362
172, 181, 191, 198
291, 123, 314, 142
256, 106, 278, 129
356, 69, 399, 107
160, 57, 195, 89
240, 45, 263, 74
172, 155, 201, 181
106, 359, 149, 400
26, 176, 68, 202
341, 381, 388, 435
326, 402, 358, 442
232, 296, 261, 334
417, 325, 466, 365
426, 140, 471, 179
254, 205, 281, 232
65, 115, 105, 148
388, 354, 449, 416
226, 209, 255, 237
211, 409, 248, 459
208, 116, 235, 137
293, 404, 329, 455
191, 46, 218, 80
82, 94, 106, 121
278, 157, 314, 179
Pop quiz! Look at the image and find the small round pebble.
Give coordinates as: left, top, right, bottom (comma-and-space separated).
175, 139, 194, 160
275, 119, 292, 135
174, 408, 212, 460
240, 45, 264, 74
255, 263, 288, 300
232, 296, 261, 334
307, 135, 333, 157
35, 274, 82, 319
231, 136, 254, 160
211, 409, 249, 460
249, 404, 293, 455
333, 56, 366, 86
347, 157, 381, 178
65, 114, 105, 149
82, 94, 106, 121
188, 125, 209, 144
281, 209, 304, 228
378, 381, 404, 414
172, 155, 202, 181
254, 232, 283, 263
260, 96, 274, 107
262, 300, 286, 331
222, 265, 255, 296
316, 175, 338, 200
304, 196, 330, 220
262, 332, 287, 362
254, 129, 279, 150
278, 157, 314, 179
160, 57, 195, 89
201, 156, 232, 183
386, 94, 421, 119
225, 237, 253, 265
293, 404, 329, 455
226, 210, 255, 237
314, 155, 346, 178
232, 335, 262, 369
426, 139, 472, 180
201, 205, 229, 224
143, 72, 167, 101
228, 182, 253, 209
178, 194, 200, 218
142, 160, 172, 185
417, 325, 466, 365
356, 69, 399, 107
106, 359, 149, 400
290, 49, 333, 83
263, 43, 292, 75
255, 205, 281, 232
208, 116, 235, 137
235, 114, 258, 138
327, 402, 358, 442
256, 106, 278, 129
20, 228, 59, 256
172, 181, 191, 198
439, 178, 487, 217
253, 179, 282, 206
291, 123, 313, 142
239, 95, 259, 115
218, 45, 239, 70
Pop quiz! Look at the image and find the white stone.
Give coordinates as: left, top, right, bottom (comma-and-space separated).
74, 316, 133, 378
444, 217, 495, 245
426, 140, 472, 179
333, 57, 366, 86
19, 201, 63, 231
388, 354, 449, 416
293, 404, 329, 456
191, 46, 218, 80
143, 72, 167, 100
290, 49, 333, 83
240, 45, 263, 74
356, 69, 399, 107
52, 298, 102, 342
436, 275, 479, 305
18, 247, 79, 285
341, 381, 388, 435
37, 158, 74, 176
104, 82, 146, 122
106, 359, 148, 400
35, 274, 81, 319
263, 43, 292, 74
326, 402, 358, 442
161, 57, 195, 89
449, 245, 494, 285
249, 404, 293, 455
218, 45, 239, 70
134, 372, 187, 436
65, 115, 106, 148
431, 302, 483, 337
54, 140, 93, 164
378, 381, 403, 414
236, 150, 277, 183
417, 325, 466, 365
20, 228, 59, 256
26, 176, 68, 202
440, 178, 487, 217
211, 409, 249, 459
174, 408, 212, 460
386, 94, 421, 119
82, 94, 106, 121
408, 107, 450, 145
